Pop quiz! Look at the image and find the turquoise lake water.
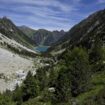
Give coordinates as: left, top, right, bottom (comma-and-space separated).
34, 46, 50, 52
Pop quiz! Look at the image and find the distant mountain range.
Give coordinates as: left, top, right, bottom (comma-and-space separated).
19, 26, 65, 46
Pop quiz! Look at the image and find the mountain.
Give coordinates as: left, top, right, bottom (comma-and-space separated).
0, 17, 41, 92
0, 9, 105, 105
44, 30, 65, 46
0, 17, 36, 49
45, 9, 105, 105
18, 25, 37, 38
19, 26, 65, 46
50, 9, 105, 54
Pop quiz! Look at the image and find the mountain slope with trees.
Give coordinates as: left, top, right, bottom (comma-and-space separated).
49, 9, 105, 54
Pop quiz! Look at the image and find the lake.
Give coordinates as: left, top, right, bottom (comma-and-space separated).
34, 46, 50, 52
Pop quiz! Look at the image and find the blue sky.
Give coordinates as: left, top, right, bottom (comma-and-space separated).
0, 0, 105, 31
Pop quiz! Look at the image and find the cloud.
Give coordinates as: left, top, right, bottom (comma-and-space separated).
98, 0, 105, 3
0, 0, 76, 12
0, 0, 77, 31
0, 0, 103, 31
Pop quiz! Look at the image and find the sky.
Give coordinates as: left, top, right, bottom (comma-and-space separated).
0, 0, 105, 31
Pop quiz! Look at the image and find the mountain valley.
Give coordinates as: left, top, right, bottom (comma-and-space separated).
0, 9, 105, 105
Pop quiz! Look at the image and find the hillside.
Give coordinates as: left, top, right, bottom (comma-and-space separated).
0, 47, 34, 92
19, 26, 65, 46
0, 31, 50, 93
18, 26, 37, 38
0, 17, 36, 49
0, 18, 40, 93
50, 9, 105, 55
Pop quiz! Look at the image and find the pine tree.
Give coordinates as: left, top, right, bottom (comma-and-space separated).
54, 47, 91, 101
89, 35, 105, 72
68, 47, 91, 96
22, 71, 39, 102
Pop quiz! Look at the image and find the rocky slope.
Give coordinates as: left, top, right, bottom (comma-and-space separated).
0, 18, 39, 92
0, 31, 50, 92
0, 47, 34, 92
0, 17, 36, 49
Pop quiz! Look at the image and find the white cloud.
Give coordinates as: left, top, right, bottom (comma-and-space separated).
12, 6, 69, 21
0, 0, 88, 31
98, 0, 105, 3
0, 0, 76, 12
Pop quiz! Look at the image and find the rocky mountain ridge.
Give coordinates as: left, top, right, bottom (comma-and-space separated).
19, 26, 65, 46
